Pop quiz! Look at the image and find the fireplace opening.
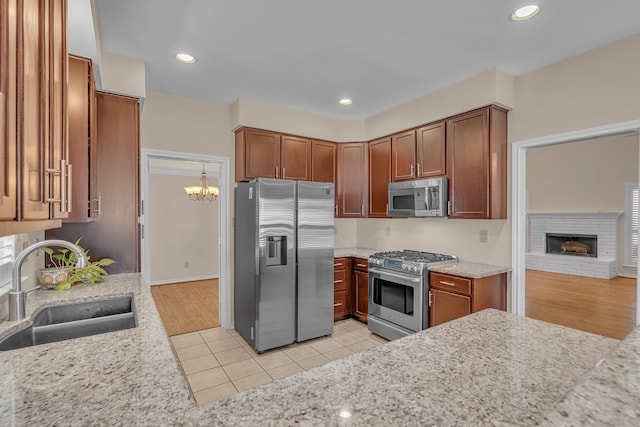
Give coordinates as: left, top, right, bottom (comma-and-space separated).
546, 233, 597, 257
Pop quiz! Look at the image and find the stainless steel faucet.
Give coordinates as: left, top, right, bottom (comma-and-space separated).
8, 239, 88, 322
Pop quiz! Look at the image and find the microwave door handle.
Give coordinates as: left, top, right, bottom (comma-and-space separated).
425, 188, 431, 211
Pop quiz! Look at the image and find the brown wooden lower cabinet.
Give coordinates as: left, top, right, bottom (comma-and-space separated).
333, 257, 351, 321
428, 271, 506, 327
352, 258, 369, 323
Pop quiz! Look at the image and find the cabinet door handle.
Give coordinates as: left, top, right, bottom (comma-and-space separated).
410, 164, 414, 176
333, 279, 342, 284
275, 166, 278, 178
65, 162, 72, 213
417, 163, 421, 176
334, 302, 342, 307
282, 167, 285, 178
361, 204, 364, 216
45, 159, 68, 212
92, 195, 102, 217
439, 281, 456, 287
428, 291, 433, 307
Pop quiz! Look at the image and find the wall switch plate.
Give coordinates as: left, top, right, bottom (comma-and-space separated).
184, 261, 190, 268
480, 230, 488, 243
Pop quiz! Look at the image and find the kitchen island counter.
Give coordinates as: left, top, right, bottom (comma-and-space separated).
1, 274, 635, 426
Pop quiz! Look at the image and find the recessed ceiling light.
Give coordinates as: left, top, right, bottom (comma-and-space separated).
176, 53, 196, 64
511, 5, 540, 21
339, 98, 352, 106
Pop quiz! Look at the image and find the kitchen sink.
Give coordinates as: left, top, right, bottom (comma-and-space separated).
0, 296, 137, 351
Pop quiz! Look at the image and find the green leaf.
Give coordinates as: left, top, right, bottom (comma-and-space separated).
97, 258, 116, 267
54, 281, 71, 291
42, 247, 54, 256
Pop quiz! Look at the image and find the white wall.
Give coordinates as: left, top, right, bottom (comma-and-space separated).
148, 172, 219, 284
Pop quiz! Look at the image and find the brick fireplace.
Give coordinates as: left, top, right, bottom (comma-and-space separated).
526, 212, 622, 279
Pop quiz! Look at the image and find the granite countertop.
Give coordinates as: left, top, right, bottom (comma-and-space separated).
0, 273, 636, 425
334, 247, 378, 259
429, 261, 511, 279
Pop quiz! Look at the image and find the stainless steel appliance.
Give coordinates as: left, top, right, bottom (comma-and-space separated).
368, 250, 457, 340
234, 178, 334, 353
387, 177, 448, 217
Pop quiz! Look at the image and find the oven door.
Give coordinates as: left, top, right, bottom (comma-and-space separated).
368, 267, 423, 333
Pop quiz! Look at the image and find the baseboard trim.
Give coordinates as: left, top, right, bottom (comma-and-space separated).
617, 272, 638, 279
150, 275, 219, 286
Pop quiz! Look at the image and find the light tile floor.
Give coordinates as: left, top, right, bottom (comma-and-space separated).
170, 319, 388, 406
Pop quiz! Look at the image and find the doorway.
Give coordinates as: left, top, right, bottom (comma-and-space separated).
511, 119, 640, 327
140, 149, 232, 329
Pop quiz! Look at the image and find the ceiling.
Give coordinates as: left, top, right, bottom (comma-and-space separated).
88, 1, 640, 119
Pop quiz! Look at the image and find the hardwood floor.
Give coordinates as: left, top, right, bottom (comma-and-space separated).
150, 279, 220, 336
525, 269, 637, 340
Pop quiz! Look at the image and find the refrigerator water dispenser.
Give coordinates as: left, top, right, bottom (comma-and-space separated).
266, 236, 287, 266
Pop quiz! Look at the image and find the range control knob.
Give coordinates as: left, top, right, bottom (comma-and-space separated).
413, 265, 419, 272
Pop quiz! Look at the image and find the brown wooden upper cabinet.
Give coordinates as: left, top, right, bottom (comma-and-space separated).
391, 122, 446, 182
416, 122, 446, 177
337, 142, 368, 217
446, 106, 507, 219
311, 140, 336, 184
0, 0, 70, 237
235, 128, 311, 182
66, 55, 99, 223
391, 130, 416, 181
368, 137, 391, 217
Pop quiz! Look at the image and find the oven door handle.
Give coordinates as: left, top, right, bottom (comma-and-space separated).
368, 267, 422, 283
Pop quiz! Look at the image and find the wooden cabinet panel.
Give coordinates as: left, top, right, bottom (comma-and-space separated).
337, 142, 368, 217
47, 93, 140, 274
428, 271, 507, 327
334, 257, 351, 321
368, 137, 391, 218
235, 128, 280, 181
416, 122, 445, 177
311, 140, 336, 184
353, 269, 368, 322
391, 130, 416, 182
47, 0, 68, 220
430, 272, 471, 295
352, 258, 369, 323
19, 0, 50, 220
447, 106, 507, 219
0, 0, 17, 220
281, 135, 311, 180
65, 54, 98, 223
429, 288, 471, 327
334, 290, 347, 321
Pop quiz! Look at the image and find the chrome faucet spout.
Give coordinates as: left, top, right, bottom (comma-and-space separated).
8, 239, 87, 321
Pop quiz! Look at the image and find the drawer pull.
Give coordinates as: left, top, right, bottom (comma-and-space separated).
356, 264, 367, 268
333, 303, 342, 307
439, 281, 456, 287
333, 280, 342, 284
333, 263, 341, 267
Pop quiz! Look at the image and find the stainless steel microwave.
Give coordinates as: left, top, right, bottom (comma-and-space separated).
387, 177, 448, 217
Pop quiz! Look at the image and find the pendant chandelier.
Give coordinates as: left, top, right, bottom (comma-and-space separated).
184, 163, 219, 202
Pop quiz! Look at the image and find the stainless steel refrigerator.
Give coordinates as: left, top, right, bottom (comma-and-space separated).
234, 178, 334, 353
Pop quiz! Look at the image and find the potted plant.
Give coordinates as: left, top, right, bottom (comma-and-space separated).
40, 238, 116, 290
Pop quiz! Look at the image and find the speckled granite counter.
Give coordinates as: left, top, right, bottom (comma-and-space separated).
429, 260, 511, 278
334, 247, 378, 259
0, 274, 631, 426
540, 326, 640, 426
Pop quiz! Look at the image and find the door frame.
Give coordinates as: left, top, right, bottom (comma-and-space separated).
511, 119, 640, 325
140, 148, 232, 329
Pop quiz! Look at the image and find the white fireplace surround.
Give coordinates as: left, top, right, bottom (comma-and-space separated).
526, 211, 622, 279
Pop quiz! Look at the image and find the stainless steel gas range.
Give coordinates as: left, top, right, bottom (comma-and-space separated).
368, 250, 458, 340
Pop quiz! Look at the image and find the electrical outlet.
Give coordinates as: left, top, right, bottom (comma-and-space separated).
184, 261, 190, 268
479, 230, 488, 243
385, 226, 391, 237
